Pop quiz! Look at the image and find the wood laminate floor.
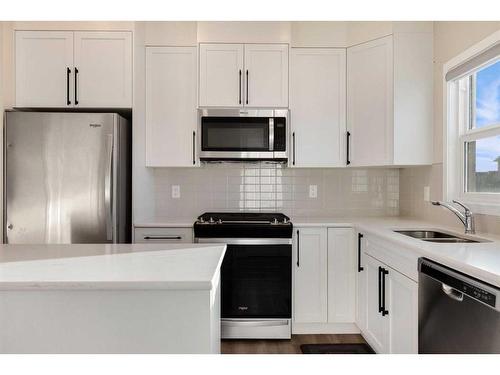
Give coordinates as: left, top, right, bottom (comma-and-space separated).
221, 334, 366, 354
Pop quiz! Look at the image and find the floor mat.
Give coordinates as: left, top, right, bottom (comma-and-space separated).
300, 343, 375, 354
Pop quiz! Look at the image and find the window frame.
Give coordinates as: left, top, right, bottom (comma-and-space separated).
444, 31, 500, 216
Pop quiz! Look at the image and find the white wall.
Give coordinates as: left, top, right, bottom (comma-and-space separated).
400, 22, 500, 234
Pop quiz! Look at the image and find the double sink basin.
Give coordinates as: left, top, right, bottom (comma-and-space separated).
394, 230, 489, 244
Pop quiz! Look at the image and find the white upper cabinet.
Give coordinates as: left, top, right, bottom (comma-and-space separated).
199, 44, 244, 107
293, 227, 328, 324
74, 32, 132, 108
347, 32, 433, 167
290, 48, 346, 167
145, 47, 198, 167
199, 43, 288, 108
347, 36, 393, 167
15, 31, 132, 108
15, 31, 74, 108
244, 44, 288, 107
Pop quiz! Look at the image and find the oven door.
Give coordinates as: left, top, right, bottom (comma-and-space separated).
221, 243, 292, 319
220, 242, 292, 339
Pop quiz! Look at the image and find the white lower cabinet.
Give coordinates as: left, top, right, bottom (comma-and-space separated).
364, 254, 390, 353
134, 227, 193, 243
327, 228, 355, 323
361, 248, 418, 354
355, 233, 367, 333
387, 265, 418, 353
293, 228, 328, 323
293, 227, 356, 332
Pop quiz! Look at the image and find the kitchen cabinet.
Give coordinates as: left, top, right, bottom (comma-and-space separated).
199, 43, 288, 108
15, 31, 74, 107
355, 233, 367, 332
243, 44, 288, 107
15, 30, 132, 108
145, 47, 198, 167
386, 264, 418, 354
73, 32, 132, 108
361, 236, 418, 354
293, 227, 328, 323
290, 48, 346, 167
199, 44, 243, 107
327, 228, 355, 323
364, 254, 389, 353
347, 32, 433, 166
134, 227, 193, 243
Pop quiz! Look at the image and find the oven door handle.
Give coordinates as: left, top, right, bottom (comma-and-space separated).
195, 238, 292, 245
222, 319, 289, 327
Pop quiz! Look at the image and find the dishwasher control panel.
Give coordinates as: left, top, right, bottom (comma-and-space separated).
460, 283, 496, 308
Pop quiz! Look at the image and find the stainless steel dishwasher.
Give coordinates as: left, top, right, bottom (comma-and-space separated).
418, 258, 500, 353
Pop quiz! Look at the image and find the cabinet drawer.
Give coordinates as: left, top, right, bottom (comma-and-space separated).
364, 234, 419, 282
134, 227, 193, 243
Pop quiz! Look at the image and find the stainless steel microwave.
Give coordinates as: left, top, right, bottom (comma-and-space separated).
198, 109, 289, 162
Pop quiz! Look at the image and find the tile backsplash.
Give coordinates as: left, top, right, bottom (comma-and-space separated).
151, 163, 399, 220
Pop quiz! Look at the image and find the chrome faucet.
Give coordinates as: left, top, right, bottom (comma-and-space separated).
431, 200, 475, 235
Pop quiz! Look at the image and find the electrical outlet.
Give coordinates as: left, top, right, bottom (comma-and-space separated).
423, 186, 430, 202
171, 185, 181, 199
309, 185, 318, 199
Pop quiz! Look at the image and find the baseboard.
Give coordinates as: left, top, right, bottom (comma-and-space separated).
292, 322, 360, 334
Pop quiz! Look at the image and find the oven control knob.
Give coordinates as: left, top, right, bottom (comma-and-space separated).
283, 218, 288, 224
199, 217, 205, 224
209, 217, 215, 224
272, 218, 278, 225
217, 219, 222, 224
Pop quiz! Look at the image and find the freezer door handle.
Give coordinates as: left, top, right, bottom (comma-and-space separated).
105, 134, 114, 242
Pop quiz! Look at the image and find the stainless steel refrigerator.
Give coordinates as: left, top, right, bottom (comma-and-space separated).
4, 111, 131, 244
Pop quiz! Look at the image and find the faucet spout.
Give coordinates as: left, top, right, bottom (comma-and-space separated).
431, 200, 475, 235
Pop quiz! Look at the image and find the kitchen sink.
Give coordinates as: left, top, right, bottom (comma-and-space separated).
394, 230, 488, 243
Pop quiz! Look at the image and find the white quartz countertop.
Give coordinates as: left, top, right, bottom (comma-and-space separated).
0, 243, 226, 290
294, 216, 500, 287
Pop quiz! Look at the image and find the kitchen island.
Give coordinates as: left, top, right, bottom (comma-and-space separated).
0, 243, 226, 354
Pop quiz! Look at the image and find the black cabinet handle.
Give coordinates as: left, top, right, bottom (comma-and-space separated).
66, 67, 71, 105
382, 268, 389, 316
246, 70, 249, 105
74, 67, 79, 105
296, 230, 300, 267
357, 233, 364, 272
346, 131, 351, 165
239, 70, 242, 104
192, 131, 196, 165
378, 266, 383, 313
292, 132, 296, 166
143, 236, 182, 240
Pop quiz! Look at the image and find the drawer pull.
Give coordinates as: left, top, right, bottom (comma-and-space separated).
143, 235, 182, 240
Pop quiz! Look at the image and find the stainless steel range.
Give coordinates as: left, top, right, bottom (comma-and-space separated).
194, 212, 293, 339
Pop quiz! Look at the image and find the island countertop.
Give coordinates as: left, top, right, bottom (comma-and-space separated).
0, 243, 226, 290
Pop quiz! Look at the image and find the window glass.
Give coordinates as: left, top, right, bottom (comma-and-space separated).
474, 59, 500, 129
465, 135, 500, 192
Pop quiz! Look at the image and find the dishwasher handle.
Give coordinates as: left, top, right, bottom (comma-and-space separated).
442, 284, 464, 302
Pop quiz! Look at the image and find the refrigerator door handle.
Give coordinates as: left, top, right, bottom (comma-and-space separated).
105, 134, 114, 242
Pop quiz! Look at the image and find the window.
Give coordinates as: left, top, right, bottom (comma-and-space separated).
445, 33, 500, 215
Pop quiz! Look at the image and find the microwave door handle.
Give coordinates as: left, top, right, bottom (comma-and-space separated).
269, 118, 274, 151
